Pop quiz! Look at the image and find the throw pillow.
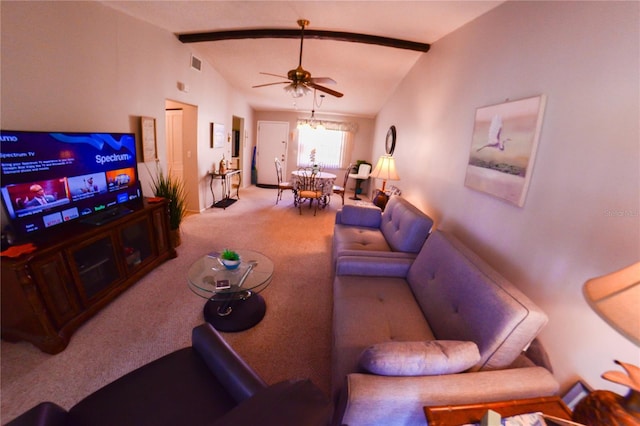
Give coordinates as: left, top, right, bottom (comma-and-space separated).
359, 340, 480, 376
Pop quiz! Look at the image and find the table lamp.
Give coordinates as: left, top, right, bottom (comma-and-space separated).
572, 261, 640, 425
369, 155, 399, 210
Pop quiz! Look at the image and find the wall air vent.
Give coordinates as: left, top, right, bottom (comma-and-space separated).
190, 55, 202, 71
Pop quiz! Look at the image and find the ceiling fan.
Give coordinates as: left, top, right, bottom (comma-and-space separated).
252, 19, 344, 98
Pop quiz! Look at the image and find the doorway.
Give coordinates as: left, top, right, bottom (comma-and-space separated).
165, 109, 183, 183
256, 121, 289, 186
231, 116, 243, 171
165, 100, 199, 212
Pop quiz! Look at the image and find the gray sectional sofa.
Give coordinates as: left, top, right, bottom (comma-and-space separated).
331, 198, 559, 426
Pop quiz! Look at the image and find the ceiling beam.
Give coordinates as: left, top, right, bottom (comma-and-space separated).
177, 28, 430, 52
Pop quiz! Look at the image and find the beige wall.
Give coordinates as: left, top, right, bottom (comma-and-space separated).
374, 1, 639, 393
0, 1, 255, 213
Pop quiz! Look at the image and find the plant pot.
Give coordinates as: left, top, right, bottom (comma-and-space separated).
169, 228, 181, 248
221, 258, 241, 270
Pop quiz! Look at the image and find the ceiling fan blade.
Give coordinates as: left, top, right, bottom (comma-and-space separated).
252, 81, 289, 88
259, 72, 290, 80
307, 82, 343, 98
310, 77, 337, 85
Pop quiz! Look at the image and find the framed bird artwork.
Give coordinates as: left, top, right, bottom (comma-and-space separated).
465, 95, 547, 207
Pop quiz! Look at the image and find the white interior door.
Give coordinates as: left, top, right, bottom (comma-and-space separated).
165, 109, 184, 182
257, 121, 289, 186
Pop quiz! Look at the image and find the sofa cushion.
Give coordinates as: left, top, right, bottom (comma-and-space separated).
332, 275, 435, 397
379, 196, 433, 253
333, 224, 391, 253
335, 254, 414, 277
406, 230, 548, 371
337, 204, 382, 227
358, 340, 481, 376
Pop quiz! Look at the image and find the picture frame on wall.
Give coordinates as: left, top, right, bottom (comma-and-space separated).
211, 123, 225, 148
140, 116, 157, 162
464, 95, 546, 207
562, 380, 592, 410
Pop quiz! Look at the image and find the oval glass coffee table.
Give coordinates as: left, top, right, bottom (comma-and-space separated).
187, 249, 273, 332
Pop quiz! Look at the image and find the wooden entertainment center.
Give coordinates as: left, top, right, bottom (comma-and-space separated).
1, 199, 177, 354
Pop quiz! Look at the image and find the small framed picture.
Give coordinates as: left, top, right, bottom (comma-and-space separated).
140, 116, 157, 162
562, 380, 592, 410
211, 123, 225, 148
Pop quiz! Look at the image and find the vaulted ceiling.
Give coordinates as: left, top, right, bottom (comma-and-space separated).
102, 1, 504, 117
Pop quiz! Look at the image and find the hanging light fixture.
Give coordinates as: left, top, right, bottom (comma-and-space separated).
284, 82, 311, 98
297, 90, 325, 129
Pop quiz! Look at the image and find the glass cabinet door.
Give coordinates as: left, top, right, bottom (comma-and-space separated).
119, 217, 153, 271
71, 236, 122, 301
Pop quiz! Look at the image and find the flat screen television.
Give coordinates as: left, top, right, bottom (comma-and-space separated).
1, 130, 144, 242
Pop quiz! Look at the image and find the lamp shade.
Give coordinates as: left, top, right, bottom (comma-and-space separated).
370, 155, 400, 181
583, 261, 640, 346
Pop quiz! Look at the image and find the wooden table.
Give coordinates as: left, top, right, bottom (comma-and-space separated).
424, 396, 573, 425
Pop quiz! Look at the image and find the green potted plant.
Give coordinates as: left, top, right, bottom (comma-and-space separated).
220, 249, 241, 269
149, 165, 187, 247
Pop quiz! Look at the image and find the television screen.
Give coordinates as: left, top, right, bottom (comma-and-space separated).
1, 130, 143, 241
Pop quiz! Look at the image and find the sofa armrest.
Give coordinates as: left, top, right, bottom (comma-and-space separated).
192, 323, 267, 403
335, 205, 382, 227
336, 367, 559, 426
213, 379, 331, 426
335, 253, 416, 277
5, 402, 68, 426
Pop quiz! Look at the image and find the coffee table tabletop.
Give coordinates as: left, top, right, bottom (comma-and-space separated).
187, 249, 273, 299
187, 249, 273, 332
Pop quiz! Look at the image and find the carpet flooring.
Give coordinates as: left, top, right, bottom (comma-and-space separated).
1, 186, 365, 424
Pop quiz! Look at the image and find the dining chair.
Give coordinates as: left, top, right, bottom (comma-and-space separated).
332, 163, 353, 206
296, 167, 324, 216
274, 158, 294, 205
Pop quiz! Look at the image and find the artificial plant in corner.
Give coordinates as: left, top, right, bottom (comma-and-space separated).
148, 164, 187, 247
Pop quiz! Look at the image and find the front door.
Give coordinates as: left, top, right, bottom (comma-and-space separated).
256, 121, 289, 186
165, 109, 184, 183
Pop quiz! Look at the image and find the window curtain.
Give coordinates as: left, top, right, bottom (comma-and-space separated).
341, 130, 355, 169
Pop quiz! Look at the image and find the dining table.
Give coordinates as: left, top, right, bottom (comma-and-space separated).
290, 170, 337, 208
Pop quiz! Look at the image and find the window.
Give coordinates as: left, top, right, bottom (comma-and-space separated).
296, 125, 348, 169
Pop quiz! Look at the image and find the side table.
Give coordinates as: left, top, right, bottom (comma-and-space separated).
424, 396, 573, 425
208, 169, 241, 209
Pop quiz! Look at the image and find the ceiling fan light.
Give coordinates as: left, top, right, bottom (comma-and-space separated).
284, 83, 310, 98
